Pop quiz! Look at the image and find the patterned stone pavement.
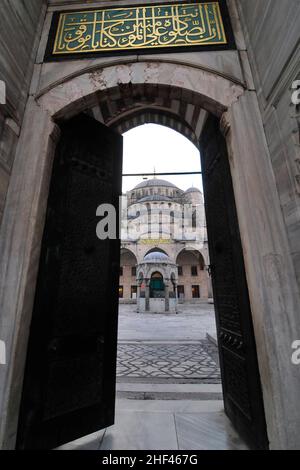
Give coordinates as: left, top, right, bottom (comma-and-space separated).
117, 340, 221, 382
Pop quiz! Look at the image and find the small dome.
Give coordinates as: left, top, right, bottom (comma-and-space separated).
144, 251, 170, 262
185, 187, 201, 194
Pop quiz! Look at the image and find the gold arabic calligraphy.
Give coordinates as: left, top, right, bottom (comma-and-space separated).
53, 2, 227, 54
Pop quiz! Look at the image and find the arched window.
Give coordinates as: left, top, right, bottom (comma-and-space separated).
170, 211, 175, 238
159, 211, 163, 237
192, 209, 197, 229
146, 203, 151, 235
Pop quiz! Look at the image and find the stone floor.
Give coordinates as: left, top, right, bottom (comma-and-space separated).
117, 303, 220, 384
59, 400, 249, 450
58, 303, 248, 450
117, 302, 217, 342
117, 340, 221, 382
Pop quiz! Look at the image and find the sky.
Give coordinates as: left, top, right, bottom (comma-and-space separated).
122, 124, 203, 193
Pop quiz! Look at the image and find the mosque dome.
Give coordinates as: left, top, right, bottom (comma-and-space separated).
134, 178, 179, 190
143, 251, 170, 262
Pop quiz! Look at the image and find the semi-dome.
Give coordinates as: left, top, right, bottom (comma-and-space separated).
143, 251, 170, 262
134, 178, 179, 190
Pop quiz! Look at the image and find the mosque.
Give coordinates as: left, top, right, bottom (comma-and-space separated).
119, 178, 211, 310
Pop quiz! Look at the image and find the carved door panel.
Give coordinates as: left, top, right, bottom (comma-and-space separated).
17, 114, 122, 449
200, 115, 268, 449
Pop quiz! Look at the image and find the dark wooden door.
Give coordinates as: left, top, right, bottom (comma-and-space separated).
200, 115, 268, 450
17, 114, 123, 449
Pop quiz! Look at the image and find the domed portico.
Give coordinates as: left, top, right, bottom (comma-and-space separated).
137, 251, 178, 313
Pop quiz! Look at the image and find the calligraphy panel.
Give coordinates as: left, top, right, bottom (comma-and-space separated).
46, 1, 235, 60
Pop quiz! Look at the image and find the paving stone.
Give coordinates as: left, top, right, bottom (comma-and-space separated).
117, 340, 221, 382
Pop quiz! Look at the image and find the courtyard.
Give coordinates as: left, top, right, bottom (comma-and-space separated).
58, 302, 248, 450
117, 302, 220, 384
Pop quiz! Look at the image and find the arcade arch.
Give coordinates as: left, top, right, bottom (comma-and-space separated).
119, 248, 138, 299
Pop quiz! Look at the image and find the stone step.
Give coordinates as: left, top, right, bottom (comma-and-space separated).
206, 332, 218, 346
116, 382, 223, 401
116, 398, 225, 413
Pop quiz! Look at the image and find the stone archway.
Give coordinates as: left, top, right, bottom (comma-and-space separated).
0, 60, 299, 449
120, 248, 138, 300
149, 271, 165, 298
37, 61, 244, 119
176, 249, 208, 300
145, 248, 169, 257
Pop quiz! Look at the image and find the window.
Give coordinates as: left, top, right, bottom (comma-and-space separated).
131, 266, 137, 277
120, 267, 123, 276
191, 266, 198, 276
131, 286, 137, 299
159, 211, 162, 237
192, 285, 200, 298
119, 286, 123, 298
192, 210, 197, 229
170, 211, 175, 238
178, 266, 183, 276
177, 285, 185, 299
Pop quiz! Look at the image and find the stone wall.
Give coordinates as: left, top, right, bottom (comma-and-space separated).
237, 0, 300, 288
0, 0, 47, 223
177, 269, 208, 300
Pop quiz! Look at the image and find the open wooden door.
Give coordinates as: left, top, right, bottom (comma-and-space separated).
17, 114, 122, 449
199, 115, 269, 449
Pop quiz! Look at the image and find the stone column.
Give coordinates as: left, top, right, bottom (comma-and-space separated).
136, 284, 141, 313
145, 279, 150, 312
164, 283, 170, 312
174, 282, 178, 313
206, 267, 213, 299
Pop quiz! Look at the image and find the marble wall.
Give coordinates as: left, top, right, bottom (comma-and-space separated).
0, 0, 47, 222
237, 0, 300, 289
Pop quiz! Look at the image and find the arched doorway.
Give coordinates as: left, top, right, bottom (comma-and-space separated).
0, 60, 298, 450
150, 272, 164, 298
15, 111, 267, 450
